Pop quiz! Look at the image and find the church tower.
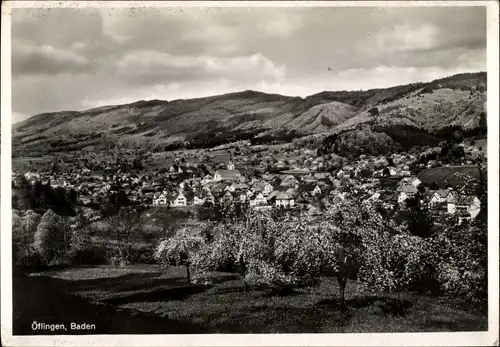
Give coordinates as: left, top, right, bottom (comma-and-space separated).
227, 153, 235, 170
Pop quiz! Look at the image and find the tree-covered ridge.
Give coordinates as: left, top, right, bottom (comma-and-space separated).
12, 72, 486, 157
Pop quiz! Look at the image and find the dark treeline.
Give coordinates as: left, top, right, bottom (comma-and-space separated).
12, 177, 77, 217
320, 122, 486, 158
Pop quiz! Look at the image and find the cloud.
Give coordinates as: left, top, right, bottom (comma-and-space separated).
12, 42, 93, 76
9, 6, 487, 120
336, 64, 485, 90
357, 23, 439, 57
115, 51, 286, 85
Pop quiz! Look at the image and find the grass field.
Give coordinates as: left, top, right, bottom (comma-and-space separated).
13, 265, 487, 335
417, 165, 483, 189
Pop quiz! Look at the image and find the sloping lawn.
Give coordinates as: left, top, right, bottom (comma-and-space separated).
13, 265, 487, 334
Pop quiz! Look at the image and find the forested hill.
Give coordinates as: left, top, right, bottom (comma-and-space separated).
12, 72, 486, 156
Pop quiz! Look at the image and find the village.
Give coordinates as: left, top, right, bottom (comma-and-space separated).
13, 139, 485, 224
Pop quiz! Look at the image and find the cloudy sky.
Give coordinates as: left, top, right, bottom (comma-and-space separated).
11, 5, 486, 123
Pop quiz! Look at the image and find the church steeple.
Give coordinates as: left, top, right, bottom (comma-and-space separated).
227, 153, 235, 170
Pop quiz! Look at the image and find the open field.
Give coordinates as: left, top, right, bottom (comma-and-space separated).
12, 156, 55, 171
13, 265, 487, 335
417, 165, 483, 189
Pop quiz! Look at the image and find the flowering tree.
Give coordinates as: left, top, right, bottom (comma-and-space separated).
428, 213, 487, 301
12, 210, 42, 266
155, 226, 207, 283
320, 195, 432, 294
33, 209, 66, 265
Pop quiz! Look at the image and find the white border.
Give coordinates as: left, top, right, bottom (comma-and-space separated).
1, 1, 498, 346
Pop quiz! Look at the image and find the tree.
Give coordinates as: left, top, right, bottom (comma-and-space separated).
12, 210, 42, 266
68, 213, 95, 265
34, 209, 66, 265
429, 218, 487, 301
105, 207, 143, 266
133, 156, 143, 170
155, 227, 207, 283
404, 196, 434, 238
66, 188, 77, 205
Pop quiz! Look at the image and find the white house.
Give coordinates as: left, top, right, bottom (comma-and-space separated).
263, 183, 274, 196
275, 193, 295, 208
170, 192, 187, 207
311, 185, 322, 196
225, 184, 236, 193
388, 167, 398, 176
429, 189, 456, 209
250, 192, 267, 206
201, 174, 213, 185
205, 192, 215, 205
448, 195, 481, 219
221, 191, 234, 203
398, 176, 422, 189
152, 192, 167, 206
193, 196, 205, 205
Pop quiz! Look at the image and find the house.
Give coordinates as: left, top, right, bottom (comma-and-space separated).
280, 175, 299, 187
429, 189, 456, 211
275, 193, 295, 208
336, 169, 346, 179
262, 174, 275, 181
263, 183, 274, 196
169, 192, 187, 207
398, 176, 421, 189
298, 183, 321, 196
152, 192, 168, 206
203, 191, 215, 205
448, 195, 481, 220
201, 174, 213, 185
302, 175, 317, 184
397, 184, 418, 204
312, 185, 322, 196
249, 192, 267, 206
314, 173, 329, 180
193, 196, 205, 205
238, 191, 249, 203
220, 191, 234, 203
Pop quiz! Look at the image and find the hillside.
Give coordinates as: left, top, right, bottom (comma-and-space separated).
12, 72, 486, 156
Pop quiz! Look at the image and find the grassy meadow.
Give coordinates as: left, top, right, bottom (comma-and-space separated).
13, 265, 487, 335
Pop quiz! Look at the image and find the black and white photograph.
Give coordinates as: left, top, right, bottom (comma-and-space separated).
1, 1, 498, 346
